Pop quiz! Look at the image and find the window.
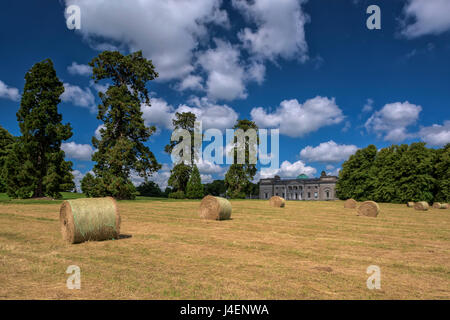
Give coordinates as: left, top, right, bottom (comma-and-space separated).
314, 192, 318, 198
326, 191, 330, 199
265, 193, 268, 199
308, 192, 311, 198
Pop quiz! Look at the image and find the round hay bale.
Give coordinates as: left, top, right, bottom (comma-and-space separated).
357, 201, 380, 217
199, 196, 232, 220
344, 199, 357, 209
269, 196, 285, 208
60, 197, 120, 244
443, 203, 449, 209
432, 202, 442, 209
406, 202, 415, 207
414, 201, 429, 211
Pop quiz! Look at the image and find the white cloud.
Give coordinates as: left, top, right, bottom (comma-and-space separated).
232, 0, 309, 62
67, 62, 92, 76
62, 142, 95, 161
142, 96, 238, 132
61, 83, 96, 112
176, 75, 204, 92
94, 124, 105, 140
362, 98, 374, 113
401, 0, 450, 38
195, 158, 225, 175
419, 121, 450, 146
198, 39, 247, 101
201, 174, 214, 184
141, 97, 175, 129
365, 101, 422, 142
300, 141, 359, 163
0, 80, 20, 101
64, 0, 229, 81
258, 160, 317, 180
250, 96, 344, 137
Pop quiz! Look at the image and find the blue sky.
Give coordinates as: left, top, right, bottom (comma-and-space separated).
0, 0, 449, 190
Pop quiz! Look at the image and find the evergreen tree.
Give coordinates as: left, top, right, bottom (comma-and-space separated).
5, 59, 74, 199
435, 143, 450, 202
165, 112, 199, 165
137, 180, 163, 197
168, 163, 191, 193
225, 119, 259, 198
204, 180, 226, 196
0, 126, 14, 192
80, 173, 97, 197
89, 51, 161, 199
186, 165, 204, 199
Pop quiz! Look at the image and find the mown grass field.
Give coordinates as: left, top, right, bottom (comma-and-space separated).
0, 194, 449, 299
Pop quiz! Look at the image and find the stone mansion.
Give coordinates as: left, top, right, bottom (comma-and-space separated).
259, 171, 338, 201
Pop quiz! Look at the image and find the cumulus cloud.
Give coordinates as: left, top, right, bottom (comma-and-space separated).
365, 101, 422, 142
64, 0, 229, 80
0, 80, 20, 101
198, 39, 247, 101
250, 96, 344, 137
142, 96, 238, 132
300, 141, 359, 163
62, 142, 95, 161
195, 158, 225, 175
232, 0, 309, 61
200, 174, 214, 184
401, 0, 450, 38
176, 75, 204, 92
419, 121, 450, 146
67, 62, 92, 76
61, 83, 96, 112
258, 160, 317, 180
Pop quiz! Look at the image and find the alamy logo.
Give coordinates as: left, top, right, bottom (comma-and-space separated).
366, 5, 381, 30
169, 121, 279, 170
66, 265, 81, 289
66, 5, 81, 30
366, 265, 381, 290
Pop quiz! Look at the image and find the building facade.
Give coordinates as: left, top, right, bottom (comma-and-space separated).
259, 172, 338, 201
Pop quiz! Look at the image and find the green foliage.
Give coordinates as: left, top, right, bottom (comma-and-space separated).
204, 180, 226, 196
137, 180, 163, 197
168, 190, 185, 199
186, 165, 204, 199
168, 163, 192, 192
88, 51, 161, 199
435, 144, 450, 202
165, 112, 199, 165
337, 142, 445, 203
0, 126, 14, 193
80, 173, 97, 197
5, 59, 74, 199
225, 119, 259, 198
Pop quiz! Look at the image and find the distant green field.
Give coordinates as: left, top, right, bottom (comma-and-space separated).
0, 192, 86, 204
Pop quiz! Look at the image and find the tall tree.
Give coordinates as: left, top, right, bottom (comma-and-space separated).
186, 165, 204, 199
336, 145, 377, 201
225, 119, 259, 198
0, 126, 15, 192
204, 180, 226, 196
168, 163, 192, 193
435, 143, 450, 203
395, 142, 436, 203
165, 112, 198, 165
89, 51, 161, 199
5, 59, 74, 199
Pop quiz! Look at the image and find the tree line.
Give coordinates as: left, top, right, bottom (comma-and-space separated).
0, 51, 260, 200
336, 143, 450, 203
